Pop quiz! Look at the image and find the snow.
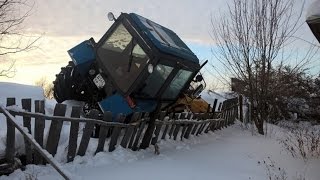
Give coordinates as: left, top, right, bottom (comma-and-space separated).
200, 90, 226, 111
307, 0, 320, 21
0, 82, 320, 180
0, 82, 45, 159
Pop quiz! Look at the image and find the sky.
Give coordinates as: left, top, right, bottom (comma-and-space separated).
0, 0, 318, 89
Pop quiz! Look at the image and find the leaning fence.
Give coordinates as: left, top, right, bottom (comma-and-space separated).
0, 96, 240, 179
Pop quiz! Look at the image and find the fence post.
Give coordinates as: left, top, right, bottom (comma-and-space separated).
151, 111, 166, 145
34, 100, 46, 164
95, 111, 112, 154
140, 112, 157, 149
67, 106, 81, 162
21, 98, 32, 164
239, 95, 243, 122
132, 120, 146, 150
121, 112, 140, 148
109, 114, 124, 152
161, 113, 173, 140
218, 102, 222, 111
6, 98, 15, 163
46, 103, 66, 159
77, 109, 99, 156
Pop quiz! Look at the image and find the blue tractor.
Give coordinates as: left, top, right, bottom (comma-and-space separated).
53, 12, 207, 121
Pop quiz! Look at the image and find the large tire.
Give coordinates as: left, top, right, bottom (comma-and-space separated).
53, 61, 75, 103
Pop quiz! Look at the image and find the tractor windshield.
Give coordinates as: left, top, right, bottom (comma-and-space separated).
162, 69, 193, 99
134, 64, 193, 100
97, 23, 149, 93
136, 64, 174, 98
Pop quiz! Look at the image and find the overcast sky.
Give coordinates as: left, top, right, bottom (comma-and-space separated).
0, 0, 318, 87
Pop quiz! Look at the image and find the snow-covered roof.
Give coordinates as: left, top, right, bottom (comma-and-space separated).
307, 0, 320, 21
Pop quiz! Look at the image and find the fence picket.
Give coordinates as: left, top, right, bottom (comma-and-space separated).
21, 98, 32, 164
151, 111, 166, 145
173, 123, 181, 140
46, 103, 66, 158
191, 114, 200, 135
107, 114, 124, 152
121, 112, 140, 148
34, 100, 45, 164
132, 119, 147, 151
196, 116, 204, 135
5, 98, 15, 163
77, 110, 99, 156
67, 106, 81, 162
161, 113, 173, 140
95, 112, 112, 154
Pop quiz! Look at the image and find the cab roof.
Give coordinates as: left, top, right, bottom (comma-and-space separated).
129, 13, 199, 64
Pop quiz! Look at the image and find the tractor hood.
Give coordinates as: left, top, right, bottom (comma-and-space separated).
129, 13, 199, 64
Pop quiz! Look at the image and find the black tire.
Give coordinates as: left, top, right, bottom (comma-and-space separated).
53, 61, 75, 103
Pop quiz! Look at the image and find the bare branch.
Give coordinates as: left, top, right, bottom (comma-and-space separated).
0, 0, 39, 77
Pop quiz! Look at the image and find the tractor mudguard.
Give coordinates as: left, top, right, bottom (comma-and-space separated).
98, 93, 157, 121
68, 40, 96, 76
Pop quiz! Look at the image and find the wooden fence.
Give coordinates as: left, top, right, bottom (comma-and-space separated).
0, 96, 240, 179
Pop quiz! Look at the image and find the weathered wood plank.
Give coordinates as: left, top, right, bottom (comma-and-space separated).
191, 123, 199, 135
46, 103, 66, 158
173, 124, 181, 140
67, 106, 81, 162
132, 119, 147, 151
180, 125, 188, 140
212, 99, 218, 113
183, 113, 194, 139
77, 110, 99, 156
21, 99, 32, 133
183, 124, 194, 139
127, 113, 142, 148
21, 98, 32, 164
34, 100, 45, 164
196, 122, 204, 136
178, 112, 188, 140
140, 112, 158, 149
168, 114, 179, 139
121, 113, 140, 148
218, 102, 222, 111
95, 112, 112, 154
120, 126, 134, 148
238, 95, 243, 122
161, 113, 173, 140
128, 126, 138, 149
151, 111, 166, 145
6, 98, 15, 163
204, 121, 213, 133
108, 114, 125, 152
207, 100, 218, 132
195, 114, 204, 135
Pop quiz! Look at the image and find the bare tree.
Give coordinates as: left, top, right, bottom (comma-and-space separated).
0, 0, 39, 78
211, 0, 317, 134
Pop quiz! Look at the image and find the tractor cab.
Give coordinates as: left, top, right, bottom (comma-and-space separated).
94, 13, 201, 115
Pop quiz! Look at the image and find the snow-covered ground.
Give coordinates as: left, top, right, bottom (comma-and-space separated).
0, 82, 319, 180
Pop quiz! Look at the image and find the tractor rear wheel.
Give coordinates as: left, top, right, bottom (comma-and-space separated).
53, 61, 76, 103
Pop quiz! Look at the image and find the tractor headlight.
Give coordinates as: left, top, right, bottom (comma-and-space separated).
93, 74, 105, 89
